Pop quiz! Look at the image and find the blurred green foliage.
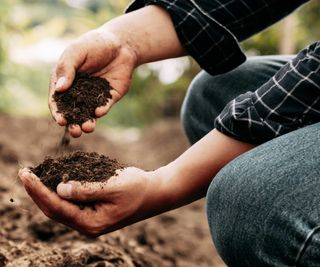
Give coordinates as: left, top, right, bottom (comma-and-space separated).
0, 1, 319, 126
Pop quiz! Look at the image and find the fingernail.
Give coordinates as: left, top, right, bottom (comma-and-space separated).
19, 171, 29, 180
55, 77, 66, 91
57, 183, 72, 198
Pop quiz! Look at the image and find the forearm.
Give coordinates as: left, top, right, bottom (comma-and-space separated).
150, 129, 255, 212
100, 5, 186, 66
126, 0, 309, 75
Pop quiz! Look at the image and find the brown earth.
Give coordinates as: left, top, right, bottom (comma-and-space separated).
0, 113, 226, 267
53, 73, 112, 125
32, 151, 124, 191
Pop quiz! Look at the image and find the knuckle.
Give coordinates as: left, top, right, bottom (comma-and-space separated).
73, 187, 91, 202
56, 62, 66, 75
63, 43, 76, 57
84, 190, 95, 200
70, 188, 80, 199
75, 185, 95, 200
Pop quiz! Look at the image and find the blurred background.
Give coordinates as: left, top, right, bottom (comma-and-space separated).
1, 0, 319, 128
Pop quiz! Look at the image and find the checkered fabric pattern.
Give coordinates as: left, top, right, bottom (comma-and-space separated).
216, 41, 320, 143
127, 0, 308, 75
127, 0, 319, 144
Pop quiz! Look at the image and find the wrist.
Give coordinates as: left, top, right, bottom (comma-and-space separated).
151, 157, 212, 209
148, 164, 182, 210
100, 5, 185, 67
96, 24, 139, 67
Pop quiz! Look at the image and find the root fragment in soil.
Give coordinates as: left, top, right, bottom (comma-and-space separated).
53, 73, 112, 126
31, 151, 124, 191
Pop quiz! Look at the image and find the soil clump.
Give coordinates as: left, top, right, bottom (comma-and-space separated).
53, 73, 112, 125
31, 151, 123, 191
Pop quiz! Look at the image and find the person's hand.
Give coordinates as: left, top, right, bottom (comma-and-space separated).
18, 167, 165, 237
49, 29, 138, 138
49, 5, 186, 138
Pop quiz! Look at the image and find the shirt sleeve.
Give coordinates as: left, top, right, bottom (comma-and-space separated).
215, 41, 320, 144
126, 0, 309, 75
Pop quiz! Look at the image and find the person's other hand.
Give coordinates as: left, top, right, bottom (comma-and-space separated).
18, 167, 164, 237
49, 29, 137, 138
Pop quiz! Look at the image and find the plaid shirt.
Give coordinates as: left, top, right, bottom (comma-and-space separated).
126, 0, 320, 144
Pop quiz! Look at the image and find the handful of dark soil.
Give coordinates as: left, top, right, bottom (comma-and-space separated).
31, 151, 124, 191
53, 73, 112, 125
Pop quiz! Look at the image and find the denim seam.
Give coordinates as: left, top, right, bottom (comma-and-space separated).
293, 225, 320, 266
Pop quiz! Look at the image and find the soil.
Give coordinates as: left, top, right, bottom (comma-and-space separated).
0, 113, 226, 267
53, 73, 112, 125
32, 151, 123, 191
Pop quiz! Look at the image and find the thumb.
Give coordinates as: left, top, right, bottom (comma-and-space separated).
55, 42, 85, 92
57, 181, 106, 202
55, 63, 75, 92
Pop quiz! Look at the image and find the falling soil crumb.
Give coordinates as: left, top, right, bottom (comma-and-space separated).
55, 127, 71, 155
31, 151, 124, 191
53, 73, 112, 125
60, 128, 70, 147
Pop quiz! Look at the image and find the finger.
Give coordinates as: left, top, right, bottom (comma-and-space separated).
19, 169, 110, 236
54, 37, 91, 93
54, 46, 81, 92
56, 168, 139, 202
68, 124, 82, 138
95, 89, 121, 117
95, 105, 109, 118
54, 68, 74, 93
53, 111, 66, 126
18, 168, 80, 223
49, 102, 67, 126
49, 70, 67, 126
18, 168, 40, 182
57, 181, 109, 202
81, 119, 96, 133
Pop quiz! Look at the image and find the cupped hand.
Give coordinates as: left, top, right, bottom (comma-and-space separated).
18, 167, 162, 237
49, 28, 137, 137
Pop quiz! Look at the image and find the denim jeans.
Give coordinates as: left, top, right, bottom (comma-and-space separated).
181, 56, 320, 267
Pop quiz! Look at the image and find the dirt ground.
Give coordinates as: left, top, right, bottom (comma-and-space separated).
0, 113, 226, 267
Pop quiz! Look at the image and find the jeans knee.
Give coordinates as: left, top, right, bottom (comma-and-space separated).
206, 123, 320, 266
206, 162, 267, 266
206, 159, 274, 266
206, 171, 230, 261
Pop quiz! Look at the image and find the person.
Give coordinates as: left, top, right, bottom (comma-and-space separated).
19, 0, 320, 266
